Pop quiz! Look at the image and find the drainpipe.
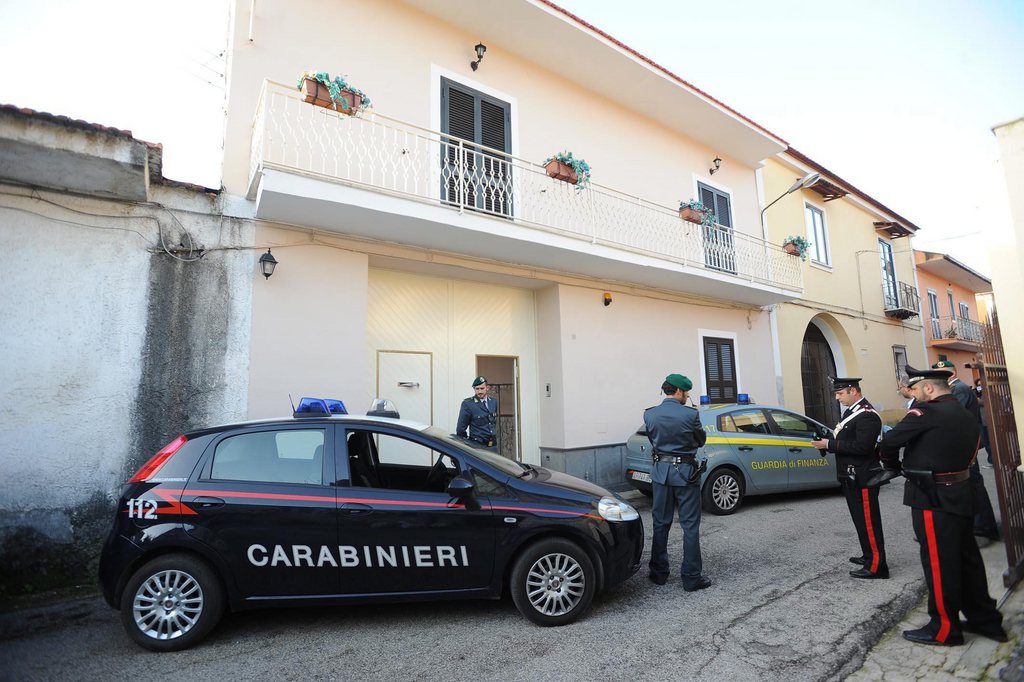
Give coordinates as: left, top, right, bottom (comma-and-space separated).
249, 0, 256, 42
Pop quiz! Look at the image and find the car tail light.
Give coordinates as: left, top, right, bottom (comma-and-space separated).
128, 435, 187, 483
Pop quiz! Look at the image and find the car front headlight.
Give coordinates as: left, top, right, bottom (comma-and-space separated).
598, 496, 639, 522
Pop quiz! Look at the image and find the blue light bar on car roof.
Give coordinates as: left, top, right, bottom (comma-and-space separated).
699, 395, 711, 405
323, 399, 347, 414
293, 397, 347, 418
737, 393, 750, 404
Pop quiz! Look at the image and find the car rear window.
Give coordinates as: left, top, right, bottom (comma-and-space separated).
210, 429, 326, 485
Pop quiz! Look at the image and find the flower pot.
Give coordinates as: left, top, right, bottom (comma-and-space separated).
545, 159, 578, 185
300, 78, 362, 115
783, 242, 801, 256
333, 89, 363, 114
679, 206, 703, 224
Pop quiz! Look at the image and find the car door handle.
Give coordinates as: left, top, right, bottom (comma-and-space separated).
737, 446, 754, 452
190, 496, 225, 508
340, 503, 373, 515
789, 447, 804, 453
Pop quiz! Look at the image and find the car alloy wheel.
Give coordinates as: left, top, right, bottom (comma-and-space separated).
703, 468, 743, 515
132, 568, 204, 641
120, 553, 224, 651
525, 552, 585, 617
511, 538, 595, 626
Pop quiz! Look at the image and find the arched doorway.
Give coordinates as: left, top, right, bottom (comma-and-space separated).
801, 324, 840, 427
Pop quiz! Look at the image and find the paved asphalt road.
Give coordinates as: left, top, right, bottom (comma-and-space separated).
1, 480, 930, 682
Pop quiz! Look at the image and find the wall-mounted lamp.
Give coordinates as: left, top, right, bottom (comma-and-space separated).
709, 156, 722, 175
258, 248, 278, 279
471, 43, 487, 71
603, 292, 612, 306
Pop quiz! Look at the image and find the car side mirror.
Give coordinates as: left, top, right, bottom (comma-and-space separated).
447, 476, 474, 498
447, 476, 479, 510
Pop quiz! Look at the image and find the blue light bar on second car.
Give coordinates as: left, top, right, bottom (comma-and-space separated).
737, 393, 750, 404
699, 395, 711, 405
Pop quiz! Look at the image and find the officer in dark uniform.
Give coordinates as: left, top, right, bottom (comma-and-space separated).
874, 365, 1006, 646
643, 374, 711, 591
811, 377, 888, 578
933, 360, 999, 540
456, 376, 497, 451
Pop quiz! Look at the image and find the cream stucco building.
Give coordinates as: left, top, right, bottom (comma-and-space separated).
992, 117, 1024, 449
222, 0, 806, 482
762, 152, 928, 426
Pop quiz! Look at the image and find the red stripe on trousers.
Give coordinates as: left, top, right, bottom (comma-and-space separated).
923, 510, 951, 642
861, 488, 880, 573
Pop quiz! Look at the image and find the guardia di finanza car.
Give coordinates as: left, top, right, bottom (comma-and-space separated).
625, 402, 837, 514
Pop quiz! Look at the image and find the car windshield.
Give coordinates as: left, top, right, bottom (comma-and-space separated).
423, 426, 528, 477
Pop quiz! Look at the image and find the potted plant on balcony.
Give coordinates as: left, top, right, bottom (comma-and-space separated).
782, 235, 811, 261
297, 70, 372, 115
678, 200, 716, 226
543, 151, 591, 190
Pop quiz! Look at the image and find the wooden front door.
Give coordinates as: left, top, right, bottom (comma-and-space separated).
801, 324, 840, 427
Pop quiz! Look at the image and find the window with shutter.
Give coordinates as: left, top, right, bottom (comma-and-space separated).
441, 78, 512, 217
697, 182, 736, 273
703, 336, 737, 404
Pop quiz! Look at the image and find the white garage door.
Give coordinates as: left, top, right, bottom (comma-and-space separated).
367, 269, 539, 463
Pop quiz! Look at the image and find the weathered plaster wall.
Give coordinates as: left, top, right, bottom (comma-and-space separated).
0, 183, 253, 597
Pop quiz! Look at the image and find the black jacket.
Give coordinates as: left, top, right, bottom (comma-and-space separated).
879, 394, 980, 515
823, 398, 882, 486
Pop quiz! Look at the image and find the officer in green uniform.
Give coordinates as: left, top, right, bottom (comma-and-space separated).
875, 365, 1006, 646
456, 376, 497, 452
644, 373, 711, 591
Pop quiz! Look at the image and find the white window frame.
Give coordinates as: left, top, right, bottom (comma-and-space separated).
959, 301, 970, 320
804, 200, 831, 266
429, 64, 520, 208
697, 328, 742, 402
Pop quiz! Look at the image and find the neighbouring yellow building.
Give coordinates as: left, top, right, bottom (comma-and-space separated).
762, 151, 928, 426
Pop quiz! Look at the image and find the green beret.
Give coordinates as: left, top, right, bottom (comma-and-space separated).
472, 376, 488, 387
666, 373, 692, 391
931, 360, 956, 369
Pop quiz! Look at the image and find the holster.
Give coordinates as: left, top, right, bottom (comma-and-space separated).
904, 468, 941, 506
688, 459, 707, 484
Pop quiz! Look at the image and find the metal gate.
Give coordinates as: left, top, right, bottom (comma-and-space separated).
976, 310, 1024, 587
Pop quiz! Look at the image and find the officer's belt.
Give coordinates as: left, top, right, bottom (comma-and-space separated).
933, 469, 970, 484
904, 468, 970, 485
471, 436, 496, 447
653, 454, 696, 464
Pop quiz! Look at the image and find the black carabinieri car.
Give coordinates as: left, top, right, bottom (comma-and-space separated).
100, 398, 643, 650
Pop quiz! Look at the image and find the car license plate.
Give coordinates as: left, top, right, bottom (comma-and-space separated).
631, 471, 652, 483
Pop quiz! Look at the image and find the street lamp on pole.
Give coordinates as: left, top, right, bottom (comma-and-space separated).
759, 171, 821, 229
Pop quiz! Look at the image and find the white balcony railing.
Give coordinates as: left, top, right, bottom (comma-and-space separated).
249, 80, 802, 291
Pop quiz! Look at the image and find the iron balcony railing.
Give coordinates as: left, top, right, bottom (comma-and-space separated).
882, 280, 920, 317
248, 80, 803, 291
929, 315, 985, 343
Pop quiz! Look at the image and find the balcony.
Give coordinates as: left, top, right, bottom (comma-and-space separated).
247, 81, 802, 305
882, 281, 920, 320
928, 316, 985, 351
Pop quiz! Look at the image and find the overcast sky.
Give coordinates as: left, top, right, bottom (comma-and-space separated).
2, 0, 1021, 276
